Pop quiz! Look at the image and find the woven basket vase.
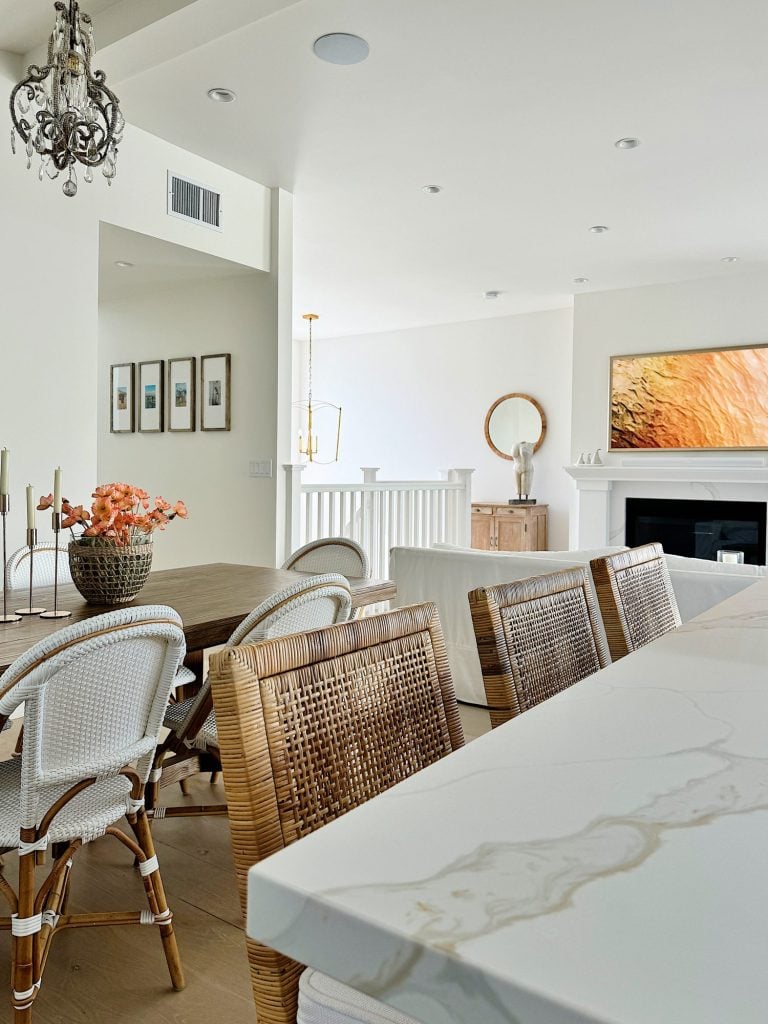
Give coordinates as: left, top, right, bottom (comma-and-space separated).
68, 540, 153, 605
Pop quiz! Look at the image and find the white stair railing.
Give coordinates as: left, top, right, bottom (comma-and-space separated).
284, 466, 474, 579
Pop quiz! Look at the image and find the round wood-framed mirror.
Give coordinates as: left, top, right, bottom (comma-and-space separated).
484, 393, 547, 461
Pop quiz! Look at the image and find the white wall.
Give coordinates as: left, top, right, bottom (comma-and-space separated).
295, 309, 574, 549
570, 271, 768, 550
0, 54, 275, 557
98, 273, 281, 569
571, 270, 768, 462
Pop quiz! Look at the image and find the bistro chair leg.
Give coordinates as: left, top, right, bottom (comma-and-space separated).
129, 810, 185, 991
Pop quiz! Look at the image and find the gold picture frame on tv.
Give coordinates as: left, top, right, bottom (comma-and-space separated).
609, 342, 768, 451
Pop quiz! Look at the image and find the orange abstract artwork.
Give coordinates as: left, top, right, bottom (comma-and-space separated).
610, 346, 768, 450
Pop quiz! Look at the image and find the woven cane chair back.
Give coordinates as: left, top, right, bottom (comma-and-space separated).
5, 543, 71, 590
0, 606, 185, 829
590, 542, 681, 661
469, 567, 609, 728
166, 575, 353, 746
209, 603, 464, 1024
283, 537, 370, 578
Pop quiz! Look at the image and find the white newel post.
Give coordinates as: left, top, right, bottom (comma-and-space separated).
283, 463, 305, 562
361, 467, 380, 483
449, 468, 475, 547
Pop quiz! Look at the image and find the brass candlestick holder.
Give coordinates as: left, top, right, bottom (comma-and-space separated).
0, 496, 21, 623
16, 528, 47, 616
40, 512, 71, 619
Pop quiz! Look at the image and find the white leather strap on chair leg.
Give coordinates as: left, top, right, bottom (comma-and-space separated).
11, 913, 43, 936
18, 834, 49, 857
151, 807, 166, 819
13, 981, 41, 1008
42, 910, 60, 930
126, 796, 145, 814
138, 855, 159, 877
150, 768, 163, 783
140, 908, 173, 925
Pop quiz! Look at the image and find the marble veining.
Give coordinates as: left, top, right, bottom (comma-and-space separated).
248, 580, 768, 1024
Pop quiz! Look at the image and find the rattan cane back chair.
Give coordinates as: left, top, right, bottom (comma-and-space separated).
149, 574, 353, 817
0, 606, 186, 1022
282, 537, 370, 578
209, 602, 464, 1024
469, 567, 610, 728
5, 544, 71, 590
590, 542, 681, 661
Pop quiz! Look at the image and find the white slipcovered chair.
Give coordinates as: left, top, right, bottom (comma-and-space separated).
5, 544, 71, 590
149, 573, 354, 815
0, 605, 186, 1022
283, 537, 370, 578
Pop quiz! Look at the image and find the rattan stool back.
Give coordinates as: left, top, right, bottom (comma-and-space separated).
590, 542, 681, 661
210, 602, 464, 1024
469, 566, 609, 728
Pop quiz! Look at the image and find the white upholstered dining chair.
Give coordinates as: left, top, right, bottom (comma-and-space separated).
0, 605, 186, 1022
149, 573, 354, 815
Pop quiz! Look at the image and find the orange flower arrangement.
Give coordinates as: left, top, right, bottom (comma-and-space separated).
38, 482, 187, 547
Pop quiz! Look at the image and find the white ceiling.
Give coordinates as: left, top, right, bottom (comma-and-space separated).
0, 0, 124, 54
8, 0, 768, 338
99, 224, 256, 303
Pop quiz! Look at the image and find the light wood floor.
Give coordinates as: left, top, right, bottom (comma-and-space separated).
0, 703, 490, 1023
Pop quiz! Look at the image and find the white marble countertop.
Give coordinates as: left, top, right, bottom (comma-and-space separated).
247, 579, 768, 1024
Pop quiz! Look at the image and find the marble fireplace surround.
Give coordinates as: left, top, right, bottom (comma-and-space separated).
565, 457, 768, 560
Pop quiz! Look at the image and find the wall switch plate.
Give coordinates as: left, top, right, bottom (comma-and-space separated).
249, 459, 273, 478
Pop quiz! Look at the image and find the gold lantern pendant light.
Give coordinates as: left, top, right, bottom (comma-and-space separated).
296, 313, 342, 464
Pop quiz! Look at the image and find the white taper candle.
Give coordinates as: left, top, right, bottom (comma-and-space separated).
26, 485, 35, 529
54, 467, 62, 514
0, 449, 8, 496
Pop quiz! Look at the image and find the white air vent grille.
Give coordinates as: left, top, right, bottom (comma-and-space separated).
167, 172, 222, 230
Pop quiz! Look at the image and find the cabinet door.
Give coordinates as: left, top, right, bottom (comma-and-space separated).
535, 510, 548, 551
471, 514, 494, 550
495, 514, 527, 552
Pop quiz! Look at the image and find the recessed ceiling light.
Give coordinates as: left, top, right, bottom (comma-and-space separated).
422, 185, 442, 194
720, 256, 740, 263
483, 290, 502, 300
615, 137, 641, 149
573, 277, 590, 284
207, 87, 236, 103
313, 33, 370, 65
589, 225, 610, 233
114, 260, 134, 269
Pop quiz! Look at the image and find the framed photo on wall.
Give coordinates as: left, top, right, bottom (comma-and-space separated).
110, 362, 135, 433
138, 360, 164, 433
201, 353, 231, 431
609, 343, 768, 451
168, 357, 196, 432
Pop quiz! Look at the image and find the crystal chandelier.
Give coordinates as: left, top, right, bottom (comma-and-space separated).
295, 313, 342, 464
9, 0, 124, 197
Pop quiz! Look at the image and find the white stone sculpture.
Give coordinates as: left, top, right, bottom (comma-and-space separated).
512, 441, 535, 500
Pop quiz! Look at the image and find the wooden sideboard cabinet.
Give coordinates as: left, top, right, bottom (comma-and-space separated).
471, 502, 548, 552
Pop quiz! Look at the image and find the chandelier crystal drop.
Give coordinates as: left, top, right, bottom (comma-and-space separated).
9, 0, 124, 197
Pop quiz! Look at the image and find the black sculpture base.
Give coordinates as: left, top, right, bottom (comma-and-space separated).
508, 498, 538, 505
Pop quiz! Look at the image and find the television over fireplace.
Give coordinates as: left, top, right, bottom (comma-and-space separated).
625, 497, 767, 566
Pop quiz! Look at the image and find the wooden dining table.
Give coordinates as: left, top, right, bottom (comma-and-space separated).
0, 562, 396, 674
246, 578, 768, 1024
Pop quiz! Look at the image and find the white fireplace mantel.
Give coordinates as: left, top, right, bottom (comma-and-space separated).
565, 464, 768, 488
564, 461, 768, 550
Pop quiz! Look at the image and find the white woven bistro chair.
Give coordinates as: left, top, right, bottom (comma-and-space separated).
149, 573, 353, 817
0, 606, 186, 1022
5, 544, 71, 590
283, 537, 370, 578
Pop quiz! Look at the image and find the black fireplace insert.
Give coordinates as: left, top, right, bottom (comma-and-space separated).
625, 497, 766, 566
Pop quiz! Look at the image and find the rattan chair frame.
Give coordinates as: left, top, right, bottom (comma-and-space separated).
469, 567, 610, 728
209, 602, 464, 1024
148, 574, 354, 817
590, 542, 681, 661
0, 607, 186, 1022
